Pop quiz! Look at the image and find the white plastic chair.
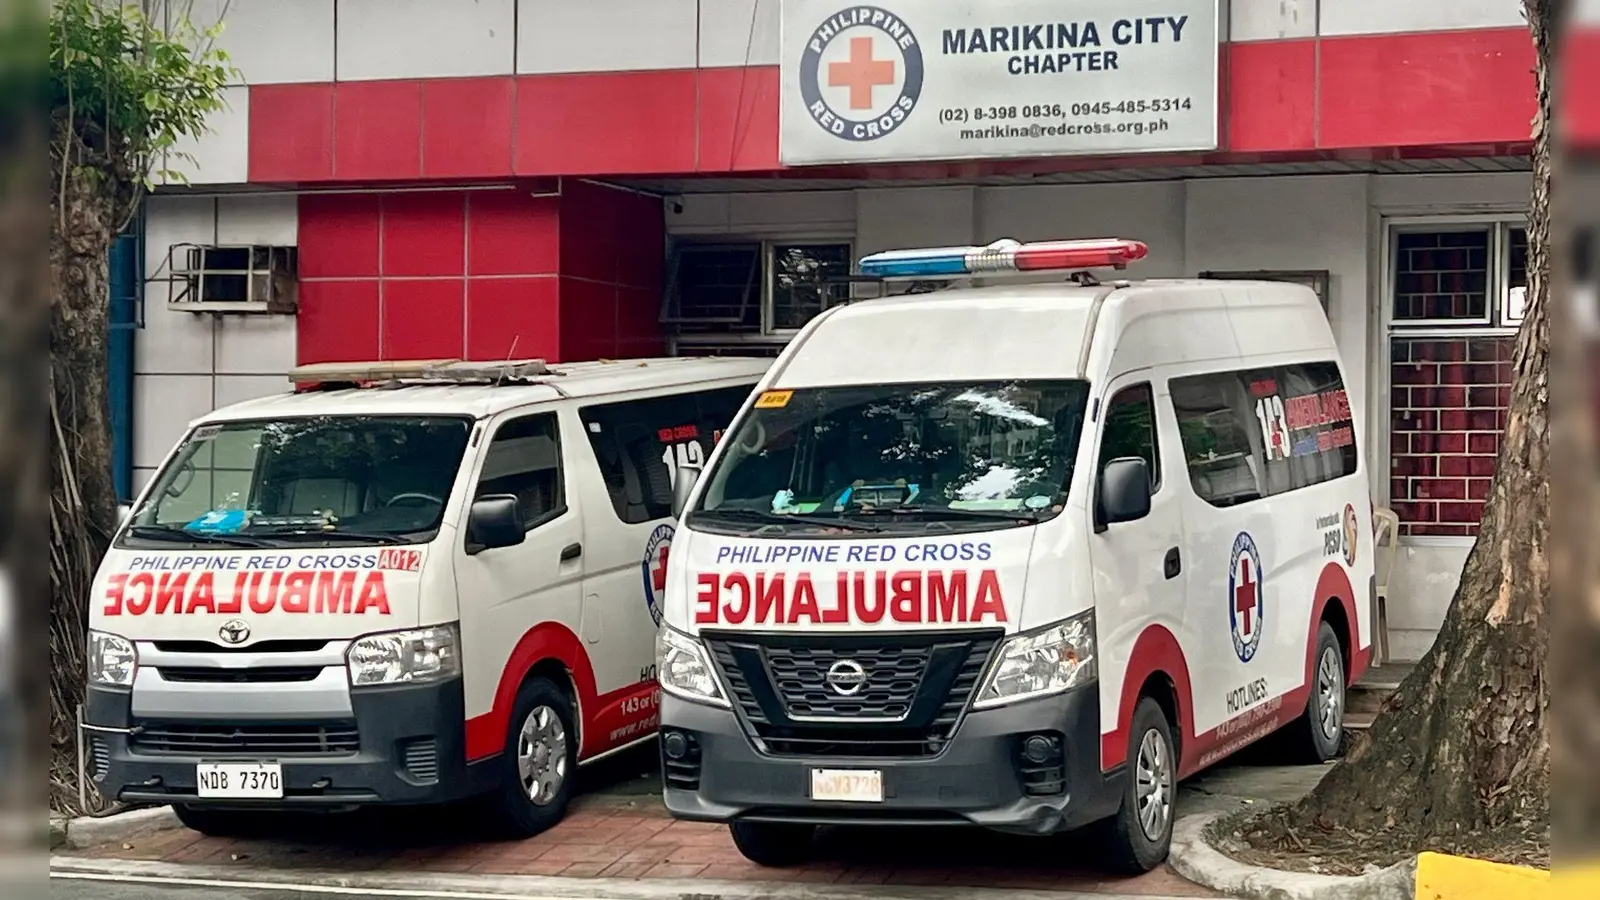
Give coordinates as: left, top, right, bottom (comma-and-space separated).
1370, 506, 1400, 665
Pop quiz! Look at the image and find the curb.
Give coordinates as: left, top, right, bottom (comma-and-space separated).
1414, 851, 1546, 900
62, 806, 179, 850
1168, 813, 1417, 900
49, 855, 1208, 900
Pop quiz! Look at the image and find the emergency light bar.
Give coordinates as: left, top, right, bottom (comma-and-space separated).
288, 358, 555, 389
857, 238, 1148, 279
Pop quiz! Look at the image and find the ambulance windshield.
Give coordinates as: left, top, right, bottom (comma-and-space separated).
691, 380, 1090, 535
123, 415, 473, 547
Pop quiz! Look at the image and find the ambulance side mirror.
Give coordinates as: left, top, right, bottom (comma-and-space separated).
672, 464, 702, 519
1097, 457, 1152, 531
466, 494, 525, 554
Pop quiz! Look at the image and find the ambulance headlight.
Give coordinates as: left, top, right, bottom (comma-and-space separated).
973, 611, 1097, 709
87, 631, 137, 687
656, 626, 728, 707
347, 625, 460, 687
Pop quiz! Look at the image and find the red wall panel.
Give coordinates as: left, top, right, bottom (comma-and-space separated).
297, 281, 381, 364
423, 78, 517, 178
467, 278, 561, 361
334, 80, 424, 181
467, 191, 561, 276
381, 279, 466, 359
1224, 40, 1316, 152
697, 66, 782, 172
298, 194, 381, 278
513, 71, 699, 176
249, 84, 335, 182
382, 192, 467, 277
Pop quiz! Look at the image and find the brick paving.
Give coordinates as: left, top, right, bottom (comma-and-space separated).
74, 797, 1215, 895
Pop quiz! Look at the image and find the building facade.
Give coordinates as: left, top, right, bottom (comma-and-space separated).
129, 0, 1597, 660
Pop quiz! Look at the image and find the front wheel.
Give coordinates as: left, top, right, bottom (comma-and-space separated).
483, 677, 577, 839
729, 820, 815, 867
1101, 697, 1176, 874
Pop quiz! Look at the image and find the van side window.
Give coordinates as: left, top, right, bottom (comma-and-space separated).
1099, 384, 1161, 492
1171, 361, 1358, 507
581, 386, 752, 524
475, 413, 564, 529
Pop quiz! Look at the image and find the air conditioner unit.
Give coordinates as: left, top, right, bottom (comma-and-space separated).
162, 243, 299, 314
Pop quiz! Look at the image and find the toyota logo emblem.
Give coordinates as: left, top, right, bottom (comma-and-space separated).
218, 619, 251, 645
825, 660, 868, 697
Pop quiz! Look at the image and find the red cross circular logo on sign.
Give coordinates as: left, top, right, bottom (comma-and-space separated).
798, 6, 924, 143
1228, 531, 1264, 663
641, 523, 674, 627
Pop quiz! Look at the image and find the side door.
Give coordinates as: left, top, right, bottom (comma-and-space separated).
570, 384, 752, 753
1088, 380, 1188, 763
454, 411, 587, 754
1168, 366, 1290, 769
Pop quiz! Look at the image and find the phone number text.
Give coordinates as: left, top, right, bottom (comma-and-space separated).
939, 98, 1194, 124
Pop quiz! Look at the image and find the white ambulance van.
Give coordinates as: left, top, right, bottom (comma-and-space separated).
656, 239, 1375, 873
83, 356, 769, 837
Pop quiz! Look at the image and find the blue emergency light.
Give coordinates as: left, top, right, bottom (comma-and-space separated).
857, 237, 1148, 278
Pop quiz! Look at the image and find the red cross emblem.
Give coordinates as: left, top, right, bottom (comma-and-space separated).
650, 543, 671, 593
1233, 558, 1257, 634
828, 36, 896, 110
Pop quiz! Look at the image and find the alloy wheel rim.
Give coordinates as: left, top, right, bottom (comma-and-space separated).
1135, 726, 1173, 841
1317, 646, 1345, 741
516, 705, 568, 806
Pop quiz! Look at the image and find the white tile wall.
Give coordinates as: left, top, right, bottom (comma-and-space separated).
517, 0, 699, 74
855, 187, 975, 255
1371, 172, 1531, 213
337, 0, 516, 81
137, 194, 300, 470
162, 85, 250, 187
1319, 0, 1526, 37
187, 0, 336, 85
976, 181, 1189, 278
1229, 0, 1318, 42
698, 0, 779, 68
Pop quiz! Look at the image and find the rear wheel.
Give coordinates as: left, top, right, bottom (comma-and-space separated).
728, 820, 815, 867
483, 677, 577, 839
1289, 622, 1346, 762
1101, 697, 1176, 874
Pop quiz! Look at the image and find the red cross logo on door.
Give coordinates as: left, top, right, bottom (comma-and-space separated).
651, 543, 671, 593
828, 36, 896, 110
1234, 559, 1257, 635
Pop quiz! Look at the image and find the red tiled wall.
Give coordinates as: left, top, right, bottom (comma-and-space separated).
296, 183, 663, 366
1389, 337, 1513, 536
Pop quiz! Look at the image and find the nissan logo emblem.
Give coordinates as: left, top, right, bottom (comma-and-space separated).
218, 619, 251, 645
825, 660, 868, 697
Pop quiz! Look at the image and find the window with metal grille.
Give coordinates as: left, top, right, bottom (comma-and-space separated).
1386, 220, 1525, 538
661, 239, 854, 341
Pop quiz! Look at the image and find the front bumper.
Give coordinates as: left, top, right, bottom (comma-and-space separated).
83, 678, 495, 808
660, 686, 1124, 835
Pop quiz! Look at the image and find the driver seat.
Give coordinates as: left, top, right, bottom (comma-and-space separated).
279, 478, 362, 516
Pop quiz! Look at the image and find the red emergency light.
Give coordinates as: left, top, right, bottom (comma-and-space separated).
857, 238, 1149, 278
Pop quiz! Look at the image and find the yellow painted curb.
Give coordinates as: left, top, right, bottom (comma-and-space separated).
1548, 865, 1600, 900
1415, 851, 1547, 900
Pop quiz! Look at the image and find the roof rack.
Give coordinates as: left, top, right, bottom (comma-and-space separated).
288, 358, 560, 390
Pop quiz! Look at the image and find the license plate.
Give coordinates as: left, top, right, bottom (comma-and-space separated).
810, 768, 883, 803
195, 762, 283, 799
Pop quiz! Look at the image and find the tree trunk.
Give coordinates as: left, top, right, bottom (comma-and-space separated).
1246, 0, 1554, 860
48, 142, 128, 812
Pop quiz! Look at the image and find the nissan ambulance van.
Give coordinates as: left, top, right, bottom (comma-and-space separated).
83, 356, 769, 838
655, 239, 1375, 873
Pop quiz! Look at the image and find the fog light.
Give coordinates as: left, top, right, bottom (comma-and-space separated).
1022, 735, 1054, 764
662, 730, 690, 760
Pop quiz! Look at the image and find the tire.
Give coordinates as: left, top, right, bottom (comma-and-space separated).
172, 804, 277, 837
1290, 622, 1346, 763
728, 820, 815, 867
1101, 697, 1177, 874
483, 676, 578, 839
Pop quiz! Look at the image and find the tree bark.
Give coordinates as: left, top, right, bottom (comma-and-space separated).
48, 133, 132, 812
1246, 0, 1554, 858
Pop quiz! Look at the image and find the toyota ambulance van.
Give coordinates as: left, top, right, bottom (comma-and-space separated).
83, 356, 768, 838
655, 239, 1375, 873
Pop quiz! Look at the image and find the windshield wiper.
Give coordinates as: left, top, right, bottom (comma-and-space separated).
244, 529, 409, 545
124, 525, 273, 548
867, 505, 1041, 524
694, 507, 883, 533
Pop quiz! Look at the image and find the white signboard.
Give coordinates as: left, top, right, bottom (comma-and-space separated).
780, 0, 1221, 166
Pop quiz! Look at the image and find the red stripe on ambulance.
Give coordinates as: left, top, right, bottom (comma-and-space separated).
101, 570, 393, 616
694, 569, 1007, 626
